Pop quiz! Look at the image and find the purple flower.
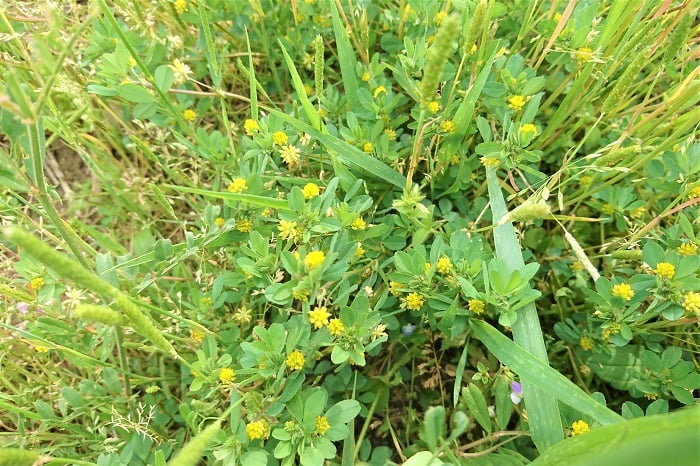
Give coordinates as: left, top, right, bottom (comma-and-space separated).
401, 323, 417, 336
16, 302, 28, 314
510, 381, 523, 405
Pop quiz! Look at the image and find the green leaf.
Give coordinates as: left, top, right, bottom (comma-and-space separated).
402, 451, 444, 466
164, 184, 290, 210
119, 83, 156, 103
530, 407, 700, 466
420, 406, 445, 451
278, 40, 323, 131
328, 0, 360, 110
154, 65, 175, 93
471, 320, 623, 426
462, 384, 492, 433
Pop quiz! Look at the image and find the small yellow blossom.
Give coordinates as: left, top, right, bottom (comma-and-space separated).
611, 283, 634, 301
403, 292, 424, 311
688, 185, 700, 199
244, 119, 259, 136
278, 220, 299, 241
507, 95, 526, 112
370, 324, 387, 340
233, 306, 252, 325
351, 217, 366, 230
373, 86, 387, 98
309, 306, 331, 329
219, 367, 235, 384
436, 257, 452, 274
602, 323, 622, 340
355, 243, 366, 258
601, 203, 615, 215
170, 59, 192, 85
236, 219, 252, 233
579, 335, 594, 351
286, 350, 305, 371
654, 262, 675, 280
683, 291, 700, 315
361, 71, 371, 82
363, 142, 374, 154
304, 84, 313, 96
272, 131, 288, 145
434, 11, 447, 26
280, 145, 301, 167
227, 177, 247, 193
35, 345, 50, 353
246, 419, 270, 440
469, 299, 485, 315
481, 156, 500, 168
30, 277, 44, 290
191, 328, 204, 343
519, 123, 538, 138
201, 296, 212, 306
214, 217, 225, 228
575, 47, 593, 64
327, 318, 345, 336
174, 0, 187, 14
571, 261, 584, 272
440, 120, 456, 134
385, 128, 397, 141
450, 154, 460, 165
389, 281, 403, 296
126, 57, 137, 68
428, 101, 440, 113
630, 206, 646, 219
182, 109, 196, 122
571, 420, 590, 436
303, 183, 320, 199
305, 250, 326, 270
677, 243, 698, 256
495, 46, 506, 56
292, 287, 309, 302
315, 416, 330, 435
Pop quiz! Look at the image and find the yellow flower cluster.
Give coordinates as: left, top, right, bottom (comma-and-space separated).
427, 101, 440, 113
309, 306, 330, 329
677, 243, 698, 256
244, 119, 259, 136
246, 419, 270, 440
30, 277, 44, 290
440, 120, 456, 134
654, 262, 675, 279
403, 292, 424, 311
611, 283, 634, 301
519, 123, 538, 138
305, 250, 326, 270
272, 131, 288, 145
236, 219, 252, 233
579, 335, 594, 351
218, 367, 235, 384
363, 142, 374, 154
351, 217, 366, 230
468, 299, 485, 315
327, 318, 345, 336
286, 350, 305, 371
683, 291, 700, 315
507, 95, 526, 111
315, 416, 331, 435
173, 0, 187, 14
227, 177, 247, 193
436, 257, 452, 274
303, 183, 320, 199
278, 220, 299, 241
182, 109, 196, 122
280, 145, 301, 167
570, 420, 590, 436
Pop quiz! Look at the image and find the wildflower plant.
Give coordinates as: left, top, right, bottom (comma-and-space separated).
1, 0, 699, 465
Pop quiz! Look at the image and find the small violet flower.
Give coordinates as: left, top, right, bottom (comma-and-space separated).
401, 323, 417, 336
510, 381, 523, 405
16, 302, 28, 314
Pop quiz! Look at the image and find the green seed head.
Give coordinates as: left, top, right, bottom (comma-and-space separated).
73, 304, 126, 326
420, 14, 460, 107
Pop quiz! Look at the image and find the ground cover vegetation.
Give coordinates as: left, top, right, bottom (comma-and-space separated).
1, 0, 699, 465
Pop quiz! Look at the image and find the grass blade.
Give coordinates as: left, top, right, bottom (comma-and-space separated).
164, 184, 291, 210
328, 0, 360, 110
277, 40, 323, 131
471, 320, 623, 426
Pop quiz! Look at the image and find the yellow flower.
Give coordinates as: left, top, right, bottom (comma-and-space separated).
654, 262, 675, 279
309, 306, 330, 329
571, 261, 584, 272
436, 257, 452, 275
214, 217, 225, 228
173, 0, 187, 14
351, 217, 366, 230
630, 206, 646, 219
427, 101, 440, 113
201, 296, 212, 306
305, 250, 326, 270
363, 142, 374, 154
480, 156, 500, 168
272, 131, 288, 145
389, 281, 403, 296
233, 306, 252, 325
373, 86, 387, 98
280, 145, 301, 167
683, 291, 700, 315
579, 335, 594, 351
236, 219, 252, 233
495, 45, 505, 56
611, 283, 634, 301
507, 95, 526, 111
370, 324, 387, 340
30, 277, 44, 290
227, 177, 247, 193
244, 119, 259, 136
575, 47, 593, 64
688, 185, 700, 199
601, 203, 615, 215
355, 243, 365, 258
35, 345, 50, 353
315, 416, 330, 435
182, 109, 197, 122
292, 287, 309, 302
278, 220, 299, 241
469, 299, 485, 315
219, 367, 235, 384
677, 243, 698, 256
327, 318, 345, 336
126, 57, 137, 68
519, 123, 538, 137
246, 419, 270, 440
440, 120, 456, 134
170, 59, 192, 85
191, 328, 204, 343
385, 128, 397, 141
403, 292, 424, 311
570, 420, 590, 436
303, 182, 320, 199
361, 71, 371, 82
286, 350, 305, 371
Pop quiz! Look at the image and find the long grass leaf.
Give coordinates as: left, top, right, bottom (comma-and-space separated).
328, 0, 360, 110
471, 320, 623, 426
164, 184, 291, 210
278, 40, 323, 131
